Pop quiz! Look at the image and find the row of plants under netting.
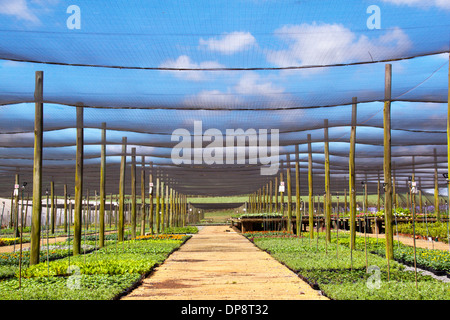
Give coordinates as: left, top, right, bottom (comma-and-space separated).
243, 231, 450, 300
0, 227, 196, 300
0, 223, 198, 247
245, 230, 450, 275
236, 207, 450, 219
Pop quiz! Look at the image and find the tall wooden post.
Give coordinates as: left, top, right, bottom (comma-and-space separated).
109, 193, 113, 229
161, 181, 165, 232
419, 178, 423, 213
364, 173, 369, 211
324, 119, 331, 242
344, 189, 348, 215
261, 186, 265, 212
118, 137, 127, 242
140, 156, 146, 236
50, 181, 55, 234
434, 148, 440, 219
184, 194, 187, 226
165, 183, 169, 229
447, 51, 450, 224
86, 189, 90, 230
30, 71, 44, 265
64, 184, 68, 233
14, 174, 20, 237
149, 162, 154, 234
280, 160, 284, 216
295, 145, 301, 236
286, 154, 292, 232
307, 134, 314, 239
269, 180, 273, 212
411, 156, 416, 212
130, 147, 137, 239
9, 191, 13, 228
257, 188, 261, 212
393, 163, 398, 209
99, 122, 106, 247
171, 188, 175, 227
275, 176, 279, 212
349, 97, 357, 250
384, 64, 394, 260
156, 177, 160, 234
73, 103, 84, 255
377, 171, 381, 213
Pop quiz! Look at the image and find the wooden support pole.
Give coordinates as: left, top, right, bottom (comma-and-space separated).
131, 147, 137, 239
280, 160, 284, 216
364, 173, 369, 211
140, 156, 146, 236
349, 97, 357, 250
307, 134, 314, 239
109, 193, 113, 229
64, 184, 68, 233
384, 64, 394, 260
14, 174, 19, 237
161, 181, 165, 232
73, 103, 84, 255
29, 75, 42, 263
165, 183, 169, 229
324, 119, 331, 242
86, 189, 90, 230
156, 176, 160, 234
10, 191, 13, 228
261, 186, 265, 212
393, 163, 398, 209
419, 189, 423, 214
295, 144, 301, 236
118, 137, 127, 242
344, 189, 348, 216
447, 51, 450, 225
286, 154, 292, 232
264, 184, 268, 212
50, 181, 55, 234
169, 184, 173, 226
377, 171, 381, 213
269, 180, 273, 212
275, 176, 279, 212
412, 156, 416, 212
258, 188, 261, 212
149, 162, 154, 234
99, 122, 106, 248
175, 191, 179, 226
434, 148, 440, 219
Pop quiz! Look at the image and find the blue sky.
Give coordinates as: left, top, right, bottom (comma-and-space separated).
0, 0, 449, 189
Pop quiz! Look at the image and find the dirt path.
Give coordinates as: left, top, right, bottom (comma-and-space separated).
353, 231, 450, 251
122, 225, 327, 300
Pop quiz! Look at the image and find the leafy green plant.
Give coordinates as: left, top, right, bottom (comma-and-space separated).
0, 274, 141, 300
250, 234, 450, 300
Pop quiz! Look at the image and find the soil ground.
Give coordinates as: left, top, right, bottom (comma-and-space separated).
354, 231, 450, 251
122, 225, 327, 300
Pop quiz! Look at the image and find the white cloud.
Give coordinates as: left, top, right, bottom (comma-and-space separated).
159, 55, 225, 81
184, 90, 242, 108
199, 31, 256, 54
183, 73, 299, 109
0, 0, 39, 22
381, 0, 450, 10
234, 72, 285, 97
266, 23, 412, 67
